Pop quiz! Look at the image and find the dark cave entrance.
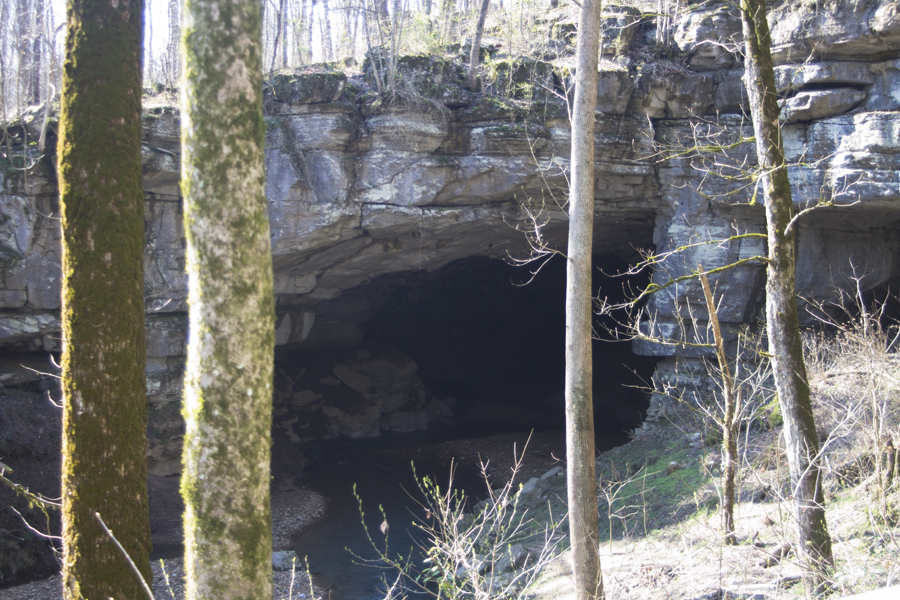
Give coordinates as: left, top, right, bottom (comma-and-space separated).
275, 253, 660, 446
275, 254, 661, 600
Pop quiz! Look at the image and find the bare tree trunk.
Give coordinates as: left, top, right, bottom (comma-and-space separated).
180, 0, 275, 594
566, 0, 604, 599
308, 0, 317, 63
740, 0, 834, 595
699, 266, 738, 546
58, 0, 152, 596
167, 0, 181, 86
283, 0, 291, 68
466, 0, 489, 89
322, 0, 334, 60
345, 0, 356, 58
271, 0, 284, 71
441, 0, 454, 43
16, 0, 34, 107
29, 0, 45, 105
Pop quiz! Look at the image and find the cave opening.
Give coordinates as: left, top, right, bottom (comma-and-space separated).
272, 252, 661, 598
273, 253, 660, 447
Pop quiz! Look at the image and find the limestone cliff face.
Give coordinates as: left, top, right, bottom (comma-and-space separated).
2, 0, 899, 472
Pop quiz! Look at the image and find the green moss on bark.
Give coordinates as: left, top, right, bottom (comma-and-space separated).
741, 0, 834, 594
180, 0, 274, 598
57, 0, 152, 598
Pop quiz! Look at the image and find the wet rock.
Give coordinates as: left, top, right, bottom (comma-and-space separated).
272, 550, 299, 572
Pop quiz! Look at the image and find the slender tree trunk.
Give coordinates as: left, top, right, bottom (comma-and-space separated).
167, 0, 181, 85
271, 0, 284, 71
180, 0, 275, 595
740, 0, 833, 595
345, 0, 356, 58
58, 0, 152, 597
283, 0, 290, 67
298, 0, 308, 63
30, 0, 46, 105
466, 0, 489, 89
308, 0, 316, 63
321, 0, 334, 60
16, 0, 34, 107
566, 0, 604, 598
700, 266, 738, 546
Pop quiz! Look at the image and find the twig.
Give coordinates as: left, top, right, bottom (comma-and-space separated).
10, 506, 62, 540
94, 512, 156, 600
0, 471, 61, 509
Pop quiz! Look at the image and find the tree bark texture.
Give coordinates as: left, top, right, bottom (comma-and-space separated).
180, 0, 275, 596
741, 0, 833, 595
565, 0, 604, 598
58, 0, 152, 597
466, 0, 490, 89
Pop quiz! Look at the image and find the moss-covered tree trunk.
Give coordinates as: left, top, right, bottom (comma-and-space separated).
566, 1, 604, 598
740, 0, 833, 595
57, 0, 152, 597
180, 0, 275, 596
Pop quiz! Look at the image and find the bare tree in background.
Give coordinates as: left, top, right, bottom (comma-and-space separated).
166, 0, 181, 86
271, 0, 286, 71
466, 0, 489, 89
308, 0, 317, 63
322, 0, 334, 60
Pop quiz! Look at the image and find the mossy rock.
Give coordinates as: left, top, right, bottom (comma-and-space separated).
362, 50, 467, 98
267, 69, 348, 105
484, 58, 562, 101
457, 95, 520, 121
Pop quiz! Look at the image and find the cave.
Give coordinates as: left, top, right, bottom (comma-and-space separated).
272, 252, 660, 446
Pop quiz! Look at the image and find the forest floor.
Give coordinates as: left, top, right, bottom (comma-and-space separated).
2, 393, 899, 600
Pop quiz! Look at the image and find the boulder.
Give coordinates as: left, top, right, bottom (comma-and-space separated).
356, 346, 419, 394
333, 363, 372, 394
272, 550, 299, 572
675, 4, 742, 72
781, 88, 866, 123
319, 386, 382, 439
291, 390, 321, 409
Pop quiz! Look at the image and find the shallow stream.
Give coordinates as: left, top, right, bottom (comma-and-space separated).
293, 435, 485, 600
